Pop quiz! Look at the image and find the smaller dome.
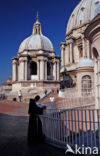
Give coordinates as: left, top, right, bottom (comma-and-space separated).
18, 34, 54, 52
77, 58, 94, 68
18, 17, 54, 53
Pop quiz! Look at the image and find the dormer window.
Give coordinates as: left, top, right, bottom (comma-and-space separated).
80, 20, 82, 25
78, 44, 83, 58
79, 7, 85, 26
95, 1, 100, 5
72, 14, 75, 18
81, 7, 85, 11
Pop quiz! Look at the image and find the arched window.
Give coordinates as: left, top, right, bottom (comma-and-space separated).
78, 44, 83, 58
93, 47, 99, 59
78, 7, 85, 26
30, 61, 37, 75
81, 75, 92, 96
71, 14, 75, 29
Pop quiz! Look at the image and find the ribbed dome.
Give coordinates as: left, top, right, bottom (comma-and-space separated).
18, 18, 54, 53
19, 34, 54, 52
66, 0, 100, 34
77, 59, 94, 68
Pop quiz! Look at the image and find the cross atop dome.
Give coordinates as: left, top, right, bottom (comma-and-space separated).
36, 11, 39, 22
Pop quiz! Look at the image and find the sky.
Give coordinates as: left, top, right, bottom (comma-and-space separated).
0, 0, 80, 83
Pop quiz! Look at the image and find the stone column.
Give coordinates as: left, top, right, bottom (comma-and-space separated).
19, 60, 24, 81
66, 46, 69, 65
67, 44, 70, 64
12, 59, 17, 81
53, 62, 57, 81
97, 58, 100, 109
61, 48, 63, 66
45, 60, 47, 80
60, 43, 65, 66
37, 60, 40, 80
70, 42, 73, 63
63, 48, 65, 66
82, 36, 86, 58
95, 59, 99, 109
40, 60, 45, 80
57, 61, 60, 81
98, 58, 100, 96
24, 60, 28, 81
86, 40, 90, 58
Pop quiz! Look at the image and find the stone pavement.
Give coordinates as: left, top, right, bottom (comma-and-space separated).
0, 100, 28, 115
0, 100, 69, 156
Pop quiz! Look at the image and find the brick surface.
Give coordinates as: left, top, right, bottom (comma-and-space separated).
0, 100, 28, 115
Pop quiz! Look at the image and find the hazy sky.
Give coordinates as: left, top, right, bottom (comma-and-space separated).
0, 0, 80, 83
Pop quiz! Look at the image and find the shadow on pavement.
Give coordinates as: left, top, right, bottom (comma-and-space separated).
0, 113, 66, 156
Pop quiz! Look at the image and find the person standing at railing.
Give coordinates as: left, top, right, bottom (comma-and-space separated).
27, 96, 46, 145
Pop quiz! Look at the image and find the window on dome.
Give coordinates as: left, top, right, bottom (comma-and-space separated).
95, 1, 100, 5
80, 20, 82, 25
79, 7, 85, 26
71, 14, 75, 18
94, 3, 100, 18
70, 14, 75, 29
81, 75, 92, 96
78, 44, 83, 58
30, 61, 37, 75
81, 7, 85, 11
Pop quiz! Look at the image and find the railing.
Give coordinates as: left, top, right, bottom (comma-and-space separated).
59, 88, 95, 98
54, 96, 95, 109
40, 109, 100, 151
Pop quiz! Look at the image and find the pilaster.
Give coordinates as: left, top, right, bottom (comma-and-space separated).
12, 58, 18, 82
40, 59, 45, 80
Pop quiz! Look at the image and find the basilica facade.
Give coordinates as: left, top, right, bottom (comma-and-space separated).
60, 0, 100, 98
12, 16, 60, 94
85, 14, 100, 109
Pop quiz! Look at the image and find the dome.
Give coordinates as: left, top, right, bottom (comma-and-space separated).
77, 58, 94, 68
66, 0, 100, 34
19, 34, 54, 52
18, 18, 54, 53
